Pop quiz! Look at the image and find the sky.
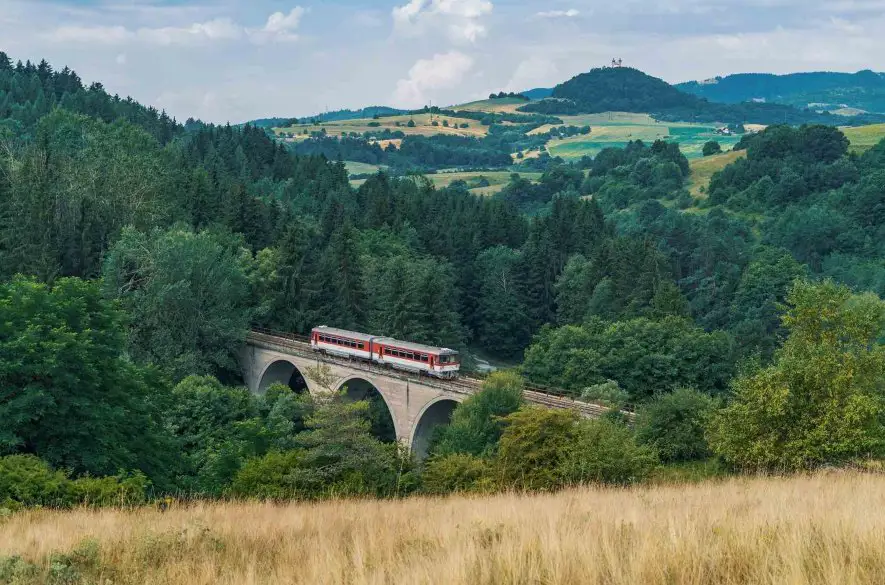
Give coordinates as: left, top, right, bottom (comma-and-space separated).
2, 0, 885, 123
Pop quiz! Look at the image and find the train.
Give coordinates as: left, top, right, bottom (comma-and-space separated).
310, 326, 460, 378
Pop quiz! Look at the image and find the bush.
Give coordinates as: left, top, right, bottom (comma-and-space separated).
560, 419, 658, 485
0, 455, 70, 509
367, 121, 381, 127
229, 450, 304, 499
635, 388, 715, 463
421, 454, 490, 495
0, 455, 148, 509
703, 140, 722, 156
407, 120, 416, 128
495, 408, 579, 491
581, 380, 629, 408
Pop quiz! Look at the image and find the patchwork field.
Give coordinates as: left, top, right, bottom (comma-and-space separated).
546, 116, 743, 160
4, 473, 885, 585
274, 112, 488, 140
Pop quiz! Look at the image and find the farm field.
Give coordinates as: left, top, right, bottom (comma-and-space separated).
547, 119, 742, 160
3, 473, 885, 585
274, 112, 487, 140
350, 170, 541, 194
842, 123, 885, 153
344, 161, 386, 176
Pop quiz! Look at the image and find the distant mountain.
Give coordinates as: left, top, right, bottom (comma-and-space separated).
519, 66, 885, 126
677, 71, 885, 113
521, 87, 553, 100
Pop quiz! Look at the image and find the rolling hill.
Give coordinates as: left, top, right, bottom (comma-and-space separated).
520, 67, 885, 126
677, 70, 885, 114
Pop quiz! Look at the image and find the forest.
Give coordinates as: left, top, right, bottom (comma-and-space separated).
3, 52, 885, 507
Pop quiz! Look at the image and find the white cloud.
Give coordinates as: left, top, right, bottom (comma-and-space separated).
115, 53, 127, 66
536, 9, 580, 18
393, 51, 475, 107
392, 0, 493, 44
44, 8, 306, 47
503, 57, 560, 92
51, 25, 133, 44
137, 18, 244, 45
252, 7, 305, 43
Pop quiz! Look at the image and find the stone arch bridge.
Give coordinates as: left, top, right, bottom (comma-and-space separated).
239, 330, 610, 459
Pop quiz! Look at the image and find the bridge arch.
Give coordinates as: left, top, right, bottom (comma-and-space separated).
257, 359, 311, 395
335, 376, 399, 443
410, 397, 461, 461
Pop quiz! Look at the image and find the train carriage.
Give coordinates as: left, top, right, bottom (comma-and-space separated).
310, 326, 375, 361
310, 326, 460, 378
374, 337, 460, 379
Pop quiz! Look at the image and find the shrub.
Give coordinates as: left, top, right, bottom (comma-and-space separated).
702, 140, 722, 156
407, 120, 416, 128
229, 450, 304, 499
636, 388, 715, 463
421, 454, 490, 495
560, 419, 658, 485
0, 455, 148, 509
581, 380, 629, 409
367, 121, 381, 127
0, 455, 70, 509
495, 408, 578, 491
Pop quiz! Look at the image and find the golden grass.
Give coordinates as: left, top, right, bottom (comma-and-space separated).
688, 149, 747, 197
4, 473, 885, 584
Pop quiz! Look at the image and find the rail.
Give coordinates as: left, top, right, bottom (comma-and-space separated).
246, 328, 630, 419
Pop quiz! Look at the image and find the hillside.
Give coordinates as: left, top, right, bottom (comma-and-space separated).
520, 66, 885, 126
678, 70, 885, 113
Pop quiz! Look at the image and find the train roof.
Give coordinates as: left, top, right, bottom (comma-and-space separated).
375, 337, 458, 356
311, 326, 376, 342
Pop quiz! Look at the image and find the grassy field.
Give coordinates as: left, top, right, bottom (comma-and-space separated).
274, 113, 487, 141
687, 150, 747, 197
3, 473, 885, 584
452, 97, 529, 114
842, 123, 885, 153
344, 161, 386, 176
546, 116, 742, 160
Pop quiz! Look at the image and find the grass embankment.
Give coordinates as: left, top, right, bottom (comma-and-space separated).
4, 473, 885, 584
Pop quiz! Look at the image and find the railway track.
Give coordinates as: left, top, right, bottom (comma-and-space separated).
247, 328, 625, 419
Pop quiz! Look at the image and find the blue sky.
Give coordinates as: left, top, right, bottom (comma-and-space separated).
2, 0, 884, 123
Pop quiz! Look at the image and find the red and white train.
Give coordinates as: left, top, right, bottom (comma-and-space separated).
310, 326, 460, 378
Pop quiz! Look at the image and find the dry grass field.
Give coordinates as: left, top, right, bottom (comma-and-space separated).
3, 473, 885, 585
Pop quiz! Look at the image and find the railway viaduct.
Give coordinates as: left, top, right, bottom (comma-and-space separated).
239, 330, 610, 459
